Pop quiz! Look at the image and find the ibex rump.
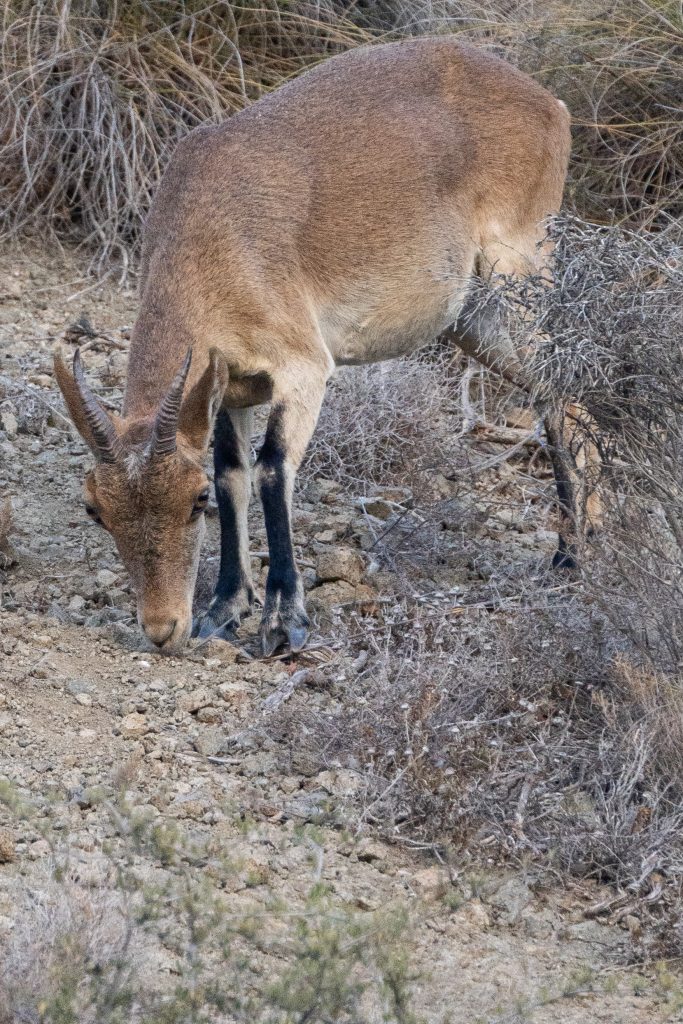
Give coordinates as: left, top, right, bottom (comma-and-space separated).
55, 37, 587, 655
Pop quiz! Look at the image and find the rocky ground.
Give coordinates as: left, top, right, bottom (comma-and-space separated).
0, 245, 680, 1021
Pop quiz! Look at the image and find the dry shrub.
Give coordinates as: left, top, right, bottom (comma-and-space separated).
0, 798, 419, 1024
301, 347, 461, 493
494, 217, 683, 673
0, 0, 369, 274
270, 591, 683, 951
1, 1, 680, 271
611, 658, 683, 794
0, 873, 137, 1024
269, 217, 683, 950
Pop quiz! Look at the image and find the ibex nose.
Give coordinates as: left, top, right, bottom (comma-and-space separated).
143, 617, 178, 649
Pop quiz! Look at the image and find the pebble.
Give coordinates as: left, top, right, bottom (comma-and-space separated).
194, 727, 227, 757
28, 839, 51, 860
120, 712, 148, 737
0, 408, 18, 438
96, 568, 118, 588
317, 547, 365, 586
177, 687, 214, 714
217, 681, 250, 706
411, 866, 450, 901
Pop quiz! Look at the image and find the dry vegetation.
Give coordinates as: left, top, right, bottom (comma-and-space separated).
0, 0, 681, 273
292, 217, 683, 953
0, 0, 682, 1018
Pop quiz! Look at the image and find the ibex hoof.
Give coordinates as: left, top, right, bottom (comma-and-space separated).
192, 614, 235, 642
259, 596, 309, 656
552, 545, 578, 571
193, 587, 255, 641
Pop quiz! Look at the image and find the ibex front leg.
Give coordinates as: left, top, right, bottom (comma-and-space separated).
194, 407, 254, 639
255, 365, 328, 655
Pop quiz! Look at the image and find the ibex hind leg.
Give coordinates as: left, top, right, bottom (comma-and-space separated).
446, 291, 601, 570
254, 364, 328, 656
544, 403, 603, 570
193, 407, 255, 640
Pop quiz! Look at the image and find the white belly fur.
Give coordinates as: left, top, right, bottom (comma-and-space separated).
320, 280, 469, 366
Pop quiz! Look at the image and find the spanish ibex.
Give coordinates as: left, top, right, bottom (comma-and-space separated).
55, 37, 592, 655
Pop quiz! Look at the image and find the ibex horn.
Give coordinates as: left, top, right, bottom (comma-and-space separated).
72, 349, 122, 464
151, 349, 192, 458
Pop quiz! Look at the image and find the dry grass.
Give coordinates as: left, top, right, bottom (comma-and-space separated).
0, 0, 370, 274
0, 1, 680, 272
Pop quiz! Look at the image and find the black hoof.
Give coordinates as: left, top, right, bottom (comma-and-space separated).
259, 596, 309, 657
192, 587, 255, 641
552, 545, 578, 571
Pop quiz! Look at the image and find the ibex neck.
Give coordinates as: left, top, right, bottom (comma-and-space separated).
123, 294, 199, 420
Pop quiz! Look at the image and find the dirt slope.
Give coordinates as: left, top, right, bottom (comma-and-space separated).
0, 247, 679, 1021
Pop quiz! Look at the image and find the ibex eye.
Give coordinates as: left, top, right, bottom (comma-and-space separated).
191, 488, 210, 520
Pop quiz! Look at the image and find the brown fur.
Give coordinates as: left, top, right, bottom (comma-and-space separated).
55, 38, 588, 653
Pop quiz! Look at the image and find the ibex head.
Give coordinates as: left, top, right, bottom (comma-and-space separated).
54, 347, 229, 652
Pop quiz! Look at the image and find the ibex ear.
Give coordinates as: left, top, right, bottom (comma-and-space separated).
178, 347, 230, 453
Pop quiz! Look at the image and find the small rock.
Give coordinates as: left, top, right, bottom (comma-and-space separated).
0, 277, 22, 299
199, 640, 239, 664
29, 373, 53, 389
622, 914, 642, 937
317, 547, 365, 585
218, 681, 250, 707
96, 569, 117, 589
411, 866, 450, 901
66, 679, 91, 697
196, 706, 222, 724
177, 687, 214, 714
487, 876, 532, 926
314, 529, 338, 543
290, 750, 320, 777
194, 727, 227, 757
357, 839, 387, 864
120, 712, 148, 737
359, 498, 395, 520
28, 839, 51, 860
308, 581, 375, 620
457, 898, 491, 930
0, 832, 16, 863
0, 409, 18, 438
75, 692, 93, 707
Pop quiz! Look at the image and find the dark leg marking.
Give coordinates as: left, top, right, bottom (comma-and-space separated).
256, 402, 308, 655
214, 409, 253, 606
544, 411, 579, 571
193, 408, 254, 639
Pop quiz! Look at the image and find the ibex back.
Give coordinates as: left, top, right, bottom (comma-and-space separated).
55, 37, 580, 654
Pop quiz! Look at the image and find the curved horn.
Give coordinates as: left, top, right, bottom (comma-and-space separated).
151, 349, 192, 458
72, 349, 122, 464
